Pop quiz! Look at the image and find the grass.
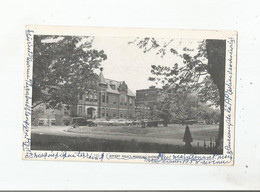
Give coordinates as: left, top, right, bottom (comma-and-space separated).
31, 131, 222, 154
67, 124, 219, 142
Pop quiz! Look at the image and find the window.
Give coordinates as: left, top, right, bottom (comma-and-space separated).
79, 105, 83, 114
120, 113, 123, 118
39, 120, 44, 126
79, 93, 83, 100
129, 97, 132, 106
78, 106, 83, 114
124, 96, 127, 105
110, 84, 116, 90
94, 93, 97, 101
106, 95, 109, 103
51, 120, 56, 125
63, 105, 70, 115
113, 97, 117, 104
113, 113, 116, 117
85, 93, 89, 101
101, 108, 105, 117
102, 93, 106, 103
89, 93, 93, 101
64, 108, 69, 115
120, 96, 124, 105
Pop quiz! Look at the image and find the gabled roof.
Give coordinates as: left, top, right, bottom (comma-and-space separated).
106, 79, 120, 95
127, 88, 135, 97
105, 78, 135, 97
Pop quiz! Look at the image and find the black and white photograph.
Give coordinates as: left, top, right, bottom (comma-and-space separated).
4, 0, 260, 190
20, 25, 237, 166
27, 27, 234, 157
3, 0, 260, 190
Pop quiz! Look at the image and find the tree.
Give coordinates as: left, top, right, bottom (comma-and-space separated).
32, 35, 107, 109
155, 87, 218, 124
129, 38, 225, 147
196, 104, 220, 124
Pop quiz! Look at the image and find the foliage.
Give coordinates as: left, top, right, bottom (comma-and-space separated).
129, 38, 222, 106
129, 37, 226, 145
197, 75, 220, 106
129, 37, 225, 103
155, 88, 219, 123
31, 105, 45, 125
32, 35, 107, 109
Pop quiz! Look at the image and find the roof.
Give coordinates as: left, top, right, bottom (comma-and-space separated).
136, 87, 161, 92
105, 78, 135, 97
127, 88, 135, 97
99, 71, 106, 85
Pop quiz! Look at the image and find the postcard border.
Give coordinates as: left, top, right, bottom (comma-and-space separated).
22, 25, 237, 165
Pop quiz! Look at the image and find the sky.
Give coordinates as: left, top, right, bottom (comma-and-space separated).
41, 35, 204, 93
91, 36, 203, 93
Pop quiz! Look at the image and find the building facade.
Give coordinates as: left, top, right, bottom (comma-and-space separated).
135, 86, 161, 119
32, 104, 71, 126
73, 69, 136, 119
136, 86, 160, 108
33, 69, 136, 126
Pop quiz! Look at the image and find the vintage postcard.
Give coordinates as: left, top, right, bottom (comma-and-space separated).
23, 25, 237, 165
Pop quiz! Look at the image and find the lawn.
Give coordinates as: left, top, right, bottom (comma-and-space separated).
31, 124, 221, 154
67, 123, 219, 143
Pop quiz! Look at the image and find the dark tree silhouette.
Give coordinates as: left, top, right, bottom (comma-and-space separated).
32, 35, 107, 109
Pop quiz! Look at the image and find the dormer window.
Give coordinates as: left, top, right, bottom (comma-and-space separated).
110, 84, 116, 90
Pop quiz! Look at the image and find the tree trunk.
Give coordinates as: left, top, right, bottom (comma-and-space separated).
206, 40, 226, 150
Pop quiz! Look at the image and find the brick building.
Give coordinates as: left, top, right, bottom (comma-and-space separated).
33, 69, 135, 126
136, 86, 161, 108
135, 86, 161, 119
32, 104, 71, 126
73, 69, 135, 119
